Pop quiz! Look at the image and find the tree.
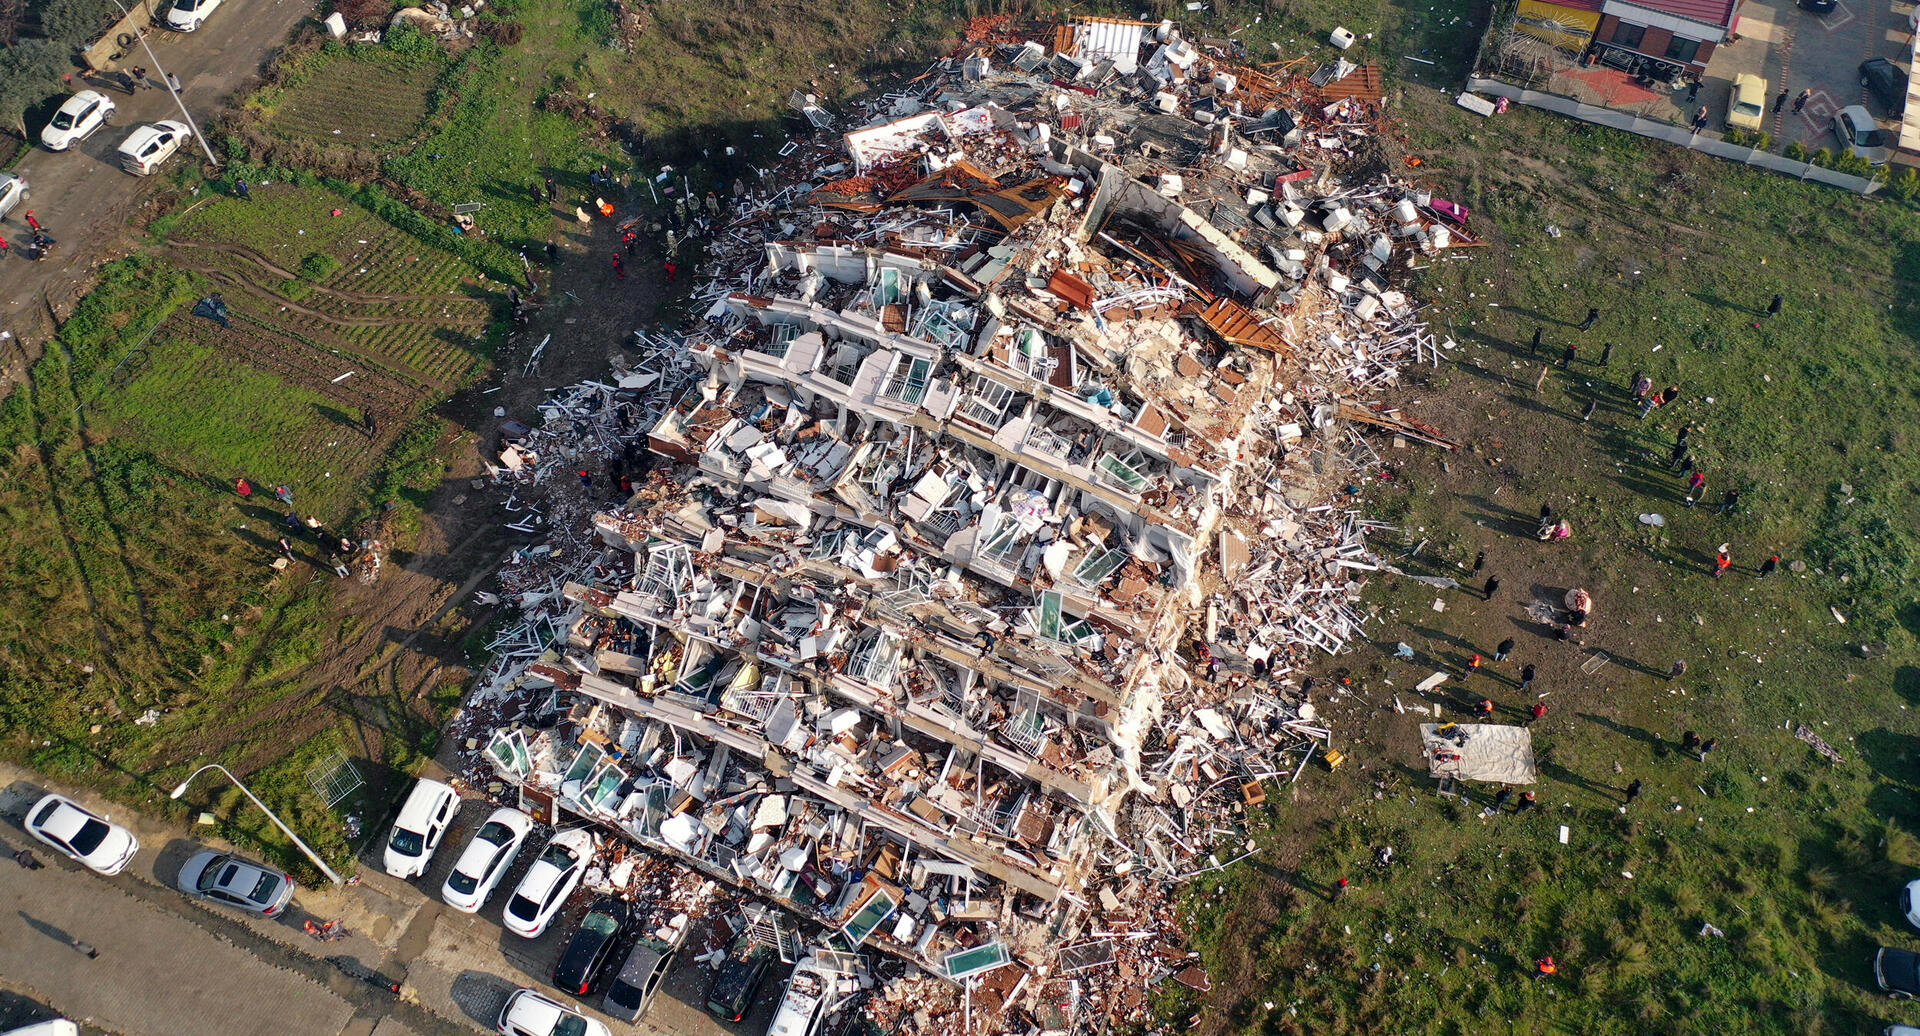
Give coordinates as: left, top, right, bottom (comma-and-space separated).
0, 40, 67, 140
0, 0, 26, 47
38, 0, 116, 48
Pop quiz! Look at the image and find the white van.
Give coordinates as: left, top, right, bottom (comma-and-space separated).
116, 121, 189, 176
381, 777, 460, 878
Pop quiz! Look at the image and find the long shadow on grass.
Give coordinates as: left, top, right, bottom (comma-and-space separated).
1537, 758, 1624, 806
1856, 729, 1920, 787
1577, 712, 1671, 753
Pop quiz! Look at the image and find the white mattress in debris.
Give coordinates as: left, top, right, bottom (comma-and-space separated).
1419, 723, 1536, 784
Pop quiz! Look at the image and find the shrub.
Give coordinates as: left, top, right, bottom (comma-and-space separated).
298, 252, 341, 282
1783, 140, 1809, 162
39, 0, 116, 47
1890, 168, 1920, 203
383, 18, 439, 58
1810, 146, 1835, 168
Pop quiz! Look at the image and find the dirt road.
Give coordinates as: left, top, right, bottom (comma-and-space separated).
0, 0, 315, 379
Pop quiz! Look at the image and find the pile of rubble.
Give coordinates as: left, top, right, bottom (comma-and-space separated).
452, 14, 1470, 1033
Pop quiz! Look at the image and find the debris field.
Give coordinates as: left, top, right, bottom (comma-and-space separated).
450, 14, 1472, 1033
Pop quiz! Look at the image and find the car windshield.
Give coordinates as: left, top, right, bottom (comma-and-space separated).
607, 976, 643, 1008
31, 799, 60, 827
583, 910, 620, 936
1733, 101, 1761, 118
507, 893, 539, 921
51, 111, 76, 130
175, 0, 202, 10
475, 820, 514, 845
388, 827, 425, 856
536, 842, 577, 867
446, 869, 480, 895
553, 1017, 588, 1036
69, 818, 110, 855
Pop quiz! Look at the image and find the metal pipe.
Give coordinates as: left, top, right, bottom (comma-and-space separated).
170, 763, 344, 884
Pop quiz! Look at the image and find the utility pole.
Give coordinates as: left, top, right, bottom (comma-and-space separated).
101, 0, 221, 168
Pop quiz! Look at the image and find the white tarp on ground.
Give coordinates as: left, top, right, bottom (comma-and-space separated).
1420, 723, 1536, 784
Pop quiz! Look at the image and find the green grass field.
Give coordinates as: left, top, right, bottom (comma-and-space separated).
1181, 51, 1920, 1036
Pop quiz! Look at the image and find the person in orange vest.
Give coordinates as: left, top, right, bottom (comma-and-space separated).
1534, 956, 1557, 980
1712, 550, 1732, 579
1475, 698, 1495, 719
1465, 653, 1483, 678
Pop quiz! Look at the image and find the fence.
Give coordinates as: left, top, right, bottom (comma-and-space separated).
1466, 76, 1882, 195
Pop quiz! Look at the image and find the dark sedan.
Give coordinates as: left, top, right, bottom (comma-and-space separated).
1861, 58, 1908, 116
552, 896, 630, 997
1799, 0, 1836, 13
1876, 946, 1920, 998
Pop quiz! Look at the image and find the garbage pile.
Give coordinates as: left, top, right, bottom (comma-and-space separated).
453, 14, 1469, 1032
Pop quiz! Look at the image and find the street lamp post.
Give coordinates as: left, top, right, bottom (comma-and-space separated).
100, 0, 221, 168
170, 763, 344, 885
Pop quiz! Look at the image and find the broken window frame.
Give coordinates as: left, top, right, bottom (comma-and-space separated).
959, 376, 1018, 427
843, 628, 903, 688
486, 728, 532, 778
842, 888, 899, 946
880, 354, 933, 406
1071, 546, 1129, 585
978, 512, 1027, 563
756, 323, 798, 359
637, 544, 695, 601
943, 940, 1011, 980
1094, 450, 1149, 494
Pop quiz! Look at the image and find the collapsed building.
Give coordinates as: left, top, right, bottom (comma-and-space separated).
458, 14, 1465, 1033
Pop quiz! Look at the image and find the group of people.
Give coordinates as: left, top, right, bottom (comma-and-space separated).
237, 476, 357, 577
0, 209, 55, 262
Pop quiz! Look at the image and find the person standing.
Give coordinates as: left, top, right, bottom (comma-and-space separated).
273, 484, 294, 506
1495, 786, 1515, 811
1661, 385, 1681, 407
1681, 731, 1702, 754
1334, 877, 1350, 900
1684, 471, 1705, 506
1793, 88, 1811, 113
70, 938, 98, 959
1623, 778, 1643, 805
1759, 553, 1779, 577
1495, 638, 1515, 661
1713, 549, 1731, 578
578, 469, 595, 497
1472, 550, 1486, 574
1526, 702, 1546, 726
235, 178, 253, 201
611, 254, 625, 280
1516, 791, 1537, 814
235, 477, 252, 500
1691, 105, 1709, 132
1530, 327, 1542, 356
13, 848, 43, 869
544, 238, 558, 264
1699, 737, 1718, 761
277, 537, 297, 561
1718, 488, 1739, 514
1687, 78, 1702, 103
1773, 88, 1788, 113
1669, 660, 1689, 681
545, 175, 558, 200
1483, 574, 1501, 600
1581, 397, 1598, 422
1577, 306, 1599, 331
166, 71, 181, 94
327, 551, 350, 578
1466, 653, 1484, 678
0, 234, 9, 256
1475, 698, 1495, 719
1637, 388, 1659, 420
1765, 293, 1783, 318
1559, 343, 1577, 369
1598, 342, 1613, 366
1519, 664, 1536, 691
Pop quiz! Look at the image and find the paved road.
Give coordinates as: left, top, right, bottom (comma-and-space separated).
0, 764, 767, 1036
0, 0, 314, 362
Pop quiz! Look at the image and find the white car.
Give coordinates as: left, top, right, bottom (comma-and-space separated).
1, 1021, 83, 1036
0, 172, 27, 221
1904, 878, 1920, 929
40, 90, 115, 151
502, 828, 593, 938
24, 792, 140, 875
382, 777, 460, 879
164, 0, 222, 31
116, 121, 189, 176
1833, 105, 1893, 165
440, 806, 533, 912
767, 957, 836, 1036
496, 988, 611, 1036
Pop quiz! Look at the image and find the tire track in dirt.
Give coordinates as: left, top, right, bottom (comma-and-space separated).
168, 240, 501, 309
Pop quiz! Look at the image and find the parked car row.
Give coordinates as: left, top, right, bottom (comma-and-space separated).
29, 0, 233, 176
22, 790, 297, 918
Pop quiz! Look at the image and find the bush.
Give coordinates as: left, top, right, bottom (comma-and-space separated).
39, 0, 116, 47
383, 18, 440, 58
1810, 146, 1835, 168
1783, 140, 1809, 162
1890, 168, 1920, 203
298, 252, 341, 281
